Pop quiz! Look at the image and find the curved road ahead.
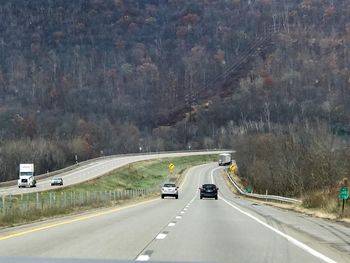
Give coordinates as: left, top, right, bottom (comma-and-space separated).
0, 151, 223, 196
0, 163, 349, 262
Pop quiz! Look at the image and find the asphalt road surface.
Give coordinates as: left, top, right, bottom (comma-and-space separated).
0, 151, 223, 196
0, 163, 349, 263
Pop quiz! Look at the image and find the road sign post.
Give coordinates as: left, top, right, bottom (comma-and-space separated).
168, 163, 175, 179
340, 186, 348, 216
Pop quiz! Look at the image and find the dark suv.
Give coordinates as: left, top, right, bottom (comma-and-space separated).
199, 184, 219, 200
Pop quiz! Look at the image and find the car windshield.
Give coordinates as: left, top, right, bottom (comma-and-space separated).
20, 172, 32, 176
163, 184, 176, 187
203, 184, 216, 189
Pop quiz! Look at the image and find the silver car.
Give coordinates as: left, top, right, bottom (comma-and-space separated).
161, 183, 178, 199
51, 177, 63, 186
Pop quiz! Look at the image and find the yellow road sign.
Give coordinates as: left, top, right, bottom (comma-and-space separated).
229, 163, 237, 173
169, 163, 175, 170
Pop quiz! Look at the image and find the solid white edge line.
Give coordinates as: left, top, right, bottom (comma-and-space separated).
211, 167, 337, 263
210, 166, 222, 184
220, 197, 337, 263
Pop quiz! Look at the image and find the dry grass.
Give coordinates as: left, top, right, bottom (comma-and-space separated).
301, 190, 350, 219
221, 171, 350, 223
0, 193, 160, 229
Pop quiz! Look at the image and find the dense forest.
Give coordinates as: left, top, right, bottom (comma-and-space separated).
1, 0, 350, 186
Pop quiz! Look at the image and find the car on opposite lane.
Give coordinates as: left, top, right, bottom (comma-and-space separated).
51, 177, 63, 186
199, 184, 218, 200
161, 183, 178, 199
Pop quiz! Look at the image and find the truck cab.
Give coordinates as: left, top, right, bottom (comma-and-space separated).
18, 164, 36, 188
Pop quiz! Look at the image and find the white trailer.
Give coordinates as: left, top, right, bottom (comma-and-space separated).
218, 153, 232, 166
18, 163, 36, 188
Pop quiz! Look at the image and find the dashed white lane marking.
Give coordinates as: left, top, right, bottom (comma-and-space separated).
136, 255, 150, 261
156, 233, 167, 240
136, 194, 196, 260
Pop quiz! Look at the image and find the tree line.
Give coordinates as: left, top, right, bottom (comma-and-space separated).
1, 0, 350, 182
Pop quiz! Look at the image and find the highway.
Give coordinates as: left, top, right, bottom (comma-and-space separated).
0, 151, 223, 196
0, 163, 349, 262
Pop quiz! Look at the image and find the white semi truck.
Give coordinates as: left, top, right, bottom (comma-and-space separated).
18, 163, 36, 188
218, 153, 232, 166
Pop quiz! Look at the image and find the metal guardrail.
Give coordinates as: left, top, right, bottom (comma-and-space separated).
224, 169, 301, 204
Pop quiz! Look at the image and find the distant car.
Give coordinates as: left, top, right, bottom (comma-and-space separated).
161, 183, 178, 199
199, 184, 218, 200
51, 177, 63, 186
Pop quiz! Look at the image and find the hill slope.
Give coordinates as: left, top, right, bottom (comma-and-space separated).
1, 0, 350, 180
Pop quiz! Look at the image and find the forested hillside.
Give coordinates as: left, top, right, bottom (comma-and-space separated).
1, 0, 350, 182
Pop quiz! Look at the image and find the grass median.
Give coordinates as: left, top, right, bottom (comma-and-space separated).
0, 154, 216, 228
